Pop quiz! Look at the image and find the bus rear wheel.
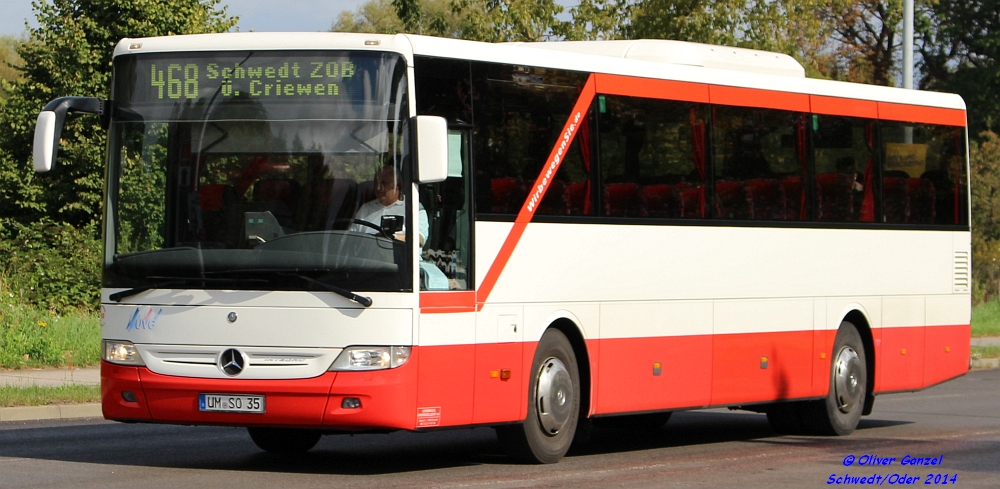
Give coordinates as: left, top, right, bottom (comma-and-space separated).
766, 321, 867, 436
799, 321, 868, 436
247, 427, 322, 453
808, 321, 867, 435
496, 328, 580, 464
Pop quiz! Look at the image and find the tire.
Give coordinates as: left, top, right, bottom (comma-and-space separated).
596, 412, 672, 431
802, 321, 868, 436
247, 427, 322, 453
496, 328, 580, 463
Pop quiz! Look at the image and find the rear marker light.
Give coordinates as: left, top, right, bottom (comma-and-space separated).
342, 398, 361, 409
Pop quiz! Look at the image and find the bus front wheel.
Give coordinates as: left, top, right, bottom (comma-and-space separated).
496, 328, 580, 463
247, 427, 322, 453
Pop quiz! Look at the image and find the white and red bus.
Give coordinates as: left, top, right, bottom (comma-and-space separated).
33, 33, 970, 463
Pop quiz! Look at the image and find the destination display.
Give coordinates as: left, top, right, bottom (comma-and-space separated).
117, 51, 401, 106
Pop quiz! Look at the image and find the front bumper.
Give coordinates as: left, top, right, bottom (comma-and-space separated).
100, 349, 419, 430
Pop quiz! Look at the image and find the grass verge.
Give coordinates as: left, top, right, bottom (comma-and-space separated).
0, 384, 101, 407
971, 345, 1000, 360
0, 300, 100, 369
972, 300, 1000, 337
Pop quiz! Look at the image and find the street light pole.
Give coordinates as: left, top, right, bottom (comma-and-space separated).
903, 0, 913, 90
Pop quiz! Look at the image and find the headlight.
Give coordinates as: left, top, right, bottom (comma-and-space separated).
329, 346, 410, 371
103, 340, 145, 366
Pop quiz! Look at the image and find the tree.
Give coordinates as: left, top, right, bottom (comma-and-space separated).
0, 36, 24, 105
0, 0, 237, 228
970, 131, 1000, 302
917, 0, 1000, 138
332, 0, 462, 37
813, 0, 903, 85
451, 0, 565, 42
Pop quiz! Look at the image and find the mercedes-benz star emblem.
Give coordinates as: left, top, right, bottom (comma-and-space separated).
219, 348, 246, 376
227, 312, 238, 323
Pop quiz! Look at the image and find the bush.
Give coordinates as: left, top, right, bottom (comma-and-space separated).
0, 299, 100, 369
971, 132, 1000, 304
0, 218, 101, 311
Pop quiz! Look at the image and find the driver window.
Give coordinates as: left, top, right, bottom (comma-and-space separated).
420, 127, 473, 290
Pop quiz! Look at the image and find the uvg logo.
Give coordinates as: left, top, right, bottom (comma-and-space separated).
126, 308, 163, 331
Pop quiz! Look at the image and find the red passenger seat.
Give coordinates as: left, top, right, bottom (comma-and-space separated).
883, 177, 908, 223
715, 180, 749, 220
536, 180, 566, 215
198, 184, 228, 211
491, 178, 525, 214
815, 173, 855, 221
906, 178, 936, 224
744, 178, 783, 220
604, 183, 642, 217
677, 185, 705, 218
565, 182, 588, 215
640, 184, 674, 218
780, 176, 803, 220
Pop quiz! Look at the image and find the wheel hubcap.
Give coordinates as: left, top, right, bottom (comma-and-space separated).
834, 346, 864, 414
535, 357, 573, 436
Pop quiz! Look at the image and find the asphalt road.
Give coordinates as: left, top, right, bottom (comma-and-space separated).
1, 369, 998, 489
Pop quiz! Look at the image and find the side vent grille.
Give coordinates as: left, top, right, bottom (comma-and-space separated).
954, 251, 970, 293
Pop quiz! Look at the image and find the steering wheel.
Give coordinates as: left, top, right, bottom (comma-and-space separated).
350, 218, 383, 234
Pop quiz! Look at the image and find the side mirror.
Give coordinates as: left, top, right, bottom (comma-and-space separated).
33, 97, 107, 172
414, 115, 448, 183
380, 215, 403, 236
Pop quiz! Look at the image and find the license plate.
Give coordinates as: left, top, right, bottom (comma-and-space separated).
199, 393, 265, 413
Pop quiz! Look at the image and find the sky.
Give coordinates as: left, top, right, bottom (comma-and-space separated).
0, 0, 369, 38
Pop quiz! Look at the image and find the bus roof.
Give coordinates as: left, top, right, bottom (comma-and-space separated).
114, 32, 966, 112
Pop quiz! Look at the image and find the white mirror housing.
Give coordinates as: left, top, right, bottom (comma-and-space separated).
33, 111, 57, 172
415, 115, 448, 183
31, 97, 108, 173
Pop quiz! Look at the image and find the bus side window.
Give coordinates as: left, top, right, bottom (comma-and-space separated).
420, 128, 473, 290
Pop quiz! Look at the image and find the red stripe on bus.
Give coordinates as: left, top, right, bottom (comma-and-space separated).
595, 74, 710, 103
810, 95, 879, 119
475, 74, 597, 309
877, 102, 966, 127
709, 85, 810, 112
102, 325, 969, 428
420, 291, 477, 313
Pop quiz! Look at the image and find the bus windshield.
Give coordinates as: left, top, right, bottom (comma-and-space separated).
105, 50, 413, 293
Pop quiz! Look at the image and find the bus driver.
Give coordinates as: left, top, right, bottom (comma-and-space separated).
351, 165, 428, 246
350, 166, 448, 290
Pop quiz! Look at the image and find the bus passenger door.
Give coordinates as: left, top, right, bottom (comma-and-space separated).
473, 306, 524, 424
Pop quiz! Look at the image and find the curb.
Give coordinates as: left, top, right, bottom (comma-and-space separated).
971, 358, 1000, 370
0, 403, 102, 422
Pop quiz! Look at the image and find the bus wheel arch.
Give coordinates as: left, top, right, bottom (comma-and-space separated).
842, 309, 876, 416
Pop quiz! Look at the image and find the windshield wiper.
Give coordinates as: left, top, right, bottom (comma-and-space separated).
108, 276, 268, 302
279, 272, 373, 308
